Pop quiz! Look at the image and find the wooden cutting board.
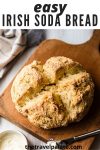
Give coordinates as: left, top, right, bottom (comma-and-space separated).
0, 30, 100, 150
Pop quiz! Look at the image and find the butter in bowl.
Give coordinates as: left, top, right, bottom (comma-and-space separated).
0, 130, 28, 150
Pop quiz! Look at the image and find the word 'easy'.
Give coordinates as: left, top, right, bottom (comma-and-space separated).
34, 4, 67, 16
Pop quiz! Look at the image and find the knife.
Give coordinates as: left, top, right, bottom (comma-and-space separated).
56, 129, 100, 148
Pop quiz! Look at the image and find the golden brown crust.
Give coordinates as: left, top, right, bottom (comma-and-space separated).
11, 56, 94, 129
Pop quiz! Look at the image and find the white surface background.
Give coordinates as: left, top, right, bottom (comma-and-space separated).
0, 30, 100, 149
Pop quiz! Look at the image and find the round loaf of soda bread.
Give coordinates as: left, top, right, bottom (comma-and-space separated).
11, 56, 94, 129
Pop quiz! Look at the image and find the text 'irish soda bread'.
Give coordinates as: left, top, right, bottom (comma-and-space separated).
11, 56, 94, 129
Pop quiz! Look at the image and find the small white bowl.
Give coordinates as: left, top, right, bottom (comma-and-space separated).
0, 130, 28, 150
